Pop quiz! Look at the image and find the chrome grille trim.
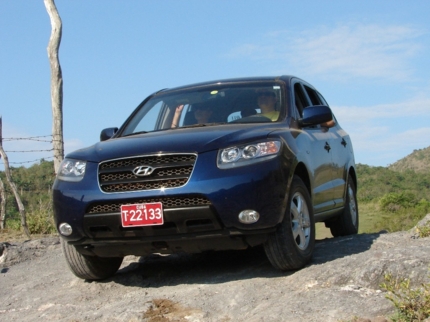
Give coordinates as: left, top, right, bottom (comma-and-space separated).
87, 196, 212, 214
98, 154, 197, 193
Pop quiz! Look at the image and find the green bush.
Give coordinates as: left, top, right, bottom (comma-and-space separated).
380, 192, 418, 212
372, 209, 427, 233
369, 192, 430, 233
416, 221, 430, 238
26, 199, 56, 234
4, 217, 22, 231
415, 199, 430, 216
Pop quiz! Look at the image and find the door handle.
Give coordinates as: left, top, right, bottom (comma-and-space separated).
341, 138, 347, 147
324, 142, 331, 152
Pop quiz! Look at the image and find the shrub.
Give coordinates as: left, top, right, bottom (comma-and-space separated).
372, 209, 428, 233
381, 272, 430, 322
416, 221, 430, 238
26, 199, 56, 234
415, 199, 430, 216
379, 192, 417, 212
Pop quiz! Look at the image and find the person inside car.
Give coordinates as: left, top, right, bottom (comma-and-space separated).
256, 90, 279, 121
171, 104, 184, 128
171, 103, 213, 128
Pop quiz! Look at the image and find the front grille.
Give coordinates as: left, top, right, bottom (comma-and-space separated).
87, 196, 212, 214
98, 154, 196, 193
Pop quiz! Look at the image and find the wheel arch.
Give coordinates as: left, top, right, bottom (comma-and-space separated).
275, 161, 311, 225
293, 162, 311, 196
348, 165, 357, 190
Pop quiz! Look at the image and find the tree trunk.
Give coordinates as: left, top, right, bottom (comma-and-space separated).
0, 146, 30, 238
0, 117, 4, 229
0, 178, 5, 230
44, 0, 64, 174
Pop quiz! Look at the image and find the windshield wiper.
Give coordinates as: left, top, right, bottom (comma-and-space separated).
179, 122, 226, 129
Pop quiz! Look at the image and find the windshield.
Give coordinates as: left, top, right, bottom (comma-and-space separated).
121, 82, 284, 136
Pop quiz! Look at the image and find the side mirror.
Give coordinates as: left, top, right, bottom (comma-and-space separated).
298, 105, 333, 127
100, 127, 118, 141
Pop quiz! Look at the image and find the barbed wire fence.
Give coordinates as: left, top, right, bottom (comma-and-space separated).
0, 117, 57, 235
1, 135, 56, 166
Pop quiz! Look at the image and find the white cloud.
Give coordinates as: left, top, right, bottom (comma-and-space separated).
332, 97, 430, 166
351, 125, 430, 166
227, 23, 425, 82
333, 97, 430, 124
291, 24, 422, 81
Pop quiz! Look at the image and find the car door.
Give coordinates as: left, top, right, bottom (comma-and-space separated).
304, 85, 349, 210
293, 82, 335, 214
315, 91, 350, 208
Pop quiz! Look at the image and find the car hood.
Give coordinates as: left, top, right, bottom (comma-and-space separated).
66, 124, 282, 162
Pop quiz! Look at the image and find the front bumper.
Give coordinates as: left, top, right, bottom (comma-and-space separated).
53, 149, 290, 254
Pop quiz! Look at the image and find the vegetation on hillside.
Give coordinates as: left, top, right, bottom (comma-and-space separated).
376, 146, 430, 233
1, 147, 430, 236
356, 163, 430, 233
0, 160, 56, 234
389, 146, 430, 173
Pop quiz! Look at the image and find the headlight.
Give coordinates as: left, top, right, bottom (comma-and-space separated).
217, 141, 281, 169
57, 159, 87, 182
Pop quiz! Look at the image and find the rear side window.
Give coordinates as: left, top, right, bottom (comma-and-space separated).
294, 83, 308, 117
304, 85, 323, 106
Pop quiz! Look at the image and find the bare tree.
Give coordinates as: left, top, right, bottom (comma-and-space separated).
44, 0, 64, 174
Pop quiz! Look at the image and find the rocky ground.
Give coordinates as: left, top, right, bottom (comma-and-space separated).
1, 215, 430, 322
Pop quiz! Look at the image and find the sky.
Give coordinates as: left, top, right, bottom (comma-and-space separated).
1, 0, 430, 170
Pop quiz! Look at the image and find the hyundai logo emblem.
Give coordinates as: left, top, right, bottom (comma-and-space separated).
133, 165, 155, 176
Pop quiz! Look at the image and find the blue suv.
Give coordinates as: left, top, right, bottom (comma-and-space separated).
53, 76, 358, 280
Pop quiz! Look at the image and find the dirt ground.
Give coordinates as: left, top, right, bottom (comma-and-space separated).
1, 216, 430, 322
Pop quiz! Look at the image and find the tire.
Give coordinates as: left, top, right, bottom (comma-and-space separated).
329, 175, 359, 237
61, 239, 123, 280
264, 176, 315, 271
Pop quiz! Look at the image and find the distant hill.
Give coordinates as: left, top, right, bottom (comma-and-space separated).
388, 146, 430, 173
356, 146, 430, 203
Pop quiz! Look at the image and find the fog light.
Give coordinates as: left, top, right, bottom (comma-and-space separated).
59, 223, 73, 236
238, 210, 260, 224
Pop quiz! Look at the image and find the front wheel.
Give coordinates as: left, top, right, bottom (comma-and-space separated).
61, 239, 123, 280
329, 175, 359, 237
264, 176, 315, 271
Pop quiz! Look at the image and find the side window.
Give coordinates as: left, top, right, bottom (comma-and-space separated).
304, 85, 323, 106
305, 87, 335, 129
294, 83, 308, 117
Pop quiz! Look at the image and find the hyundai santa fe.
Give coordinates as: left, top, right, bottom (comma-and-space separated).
53, 76, 358, 280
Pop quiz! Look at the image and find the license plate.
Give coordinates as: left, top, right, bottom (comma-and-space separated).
121, 202, 164, 227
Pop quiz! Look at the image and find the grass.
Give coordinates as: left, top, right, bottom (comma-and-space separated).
316, 202, 389, 240
381, 272, 430, 322
416, 221, 430, 238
